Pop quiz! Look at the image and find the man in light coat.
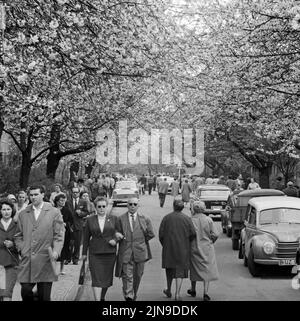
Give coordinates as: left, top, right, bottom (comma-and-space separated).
14, 185, 65, 301
158, 178, 169, 208
115, 197, 154, 301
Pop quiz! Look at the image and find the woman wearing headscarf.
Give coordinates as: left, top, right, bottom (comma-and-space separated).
181, 179, 192, 206
188, 201, 219, 301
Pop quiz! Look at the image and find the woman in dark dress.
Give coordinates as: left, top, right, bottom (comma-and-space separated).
82, 196, 123, 301
0, 199, 19, 301
54, 193, 73, 275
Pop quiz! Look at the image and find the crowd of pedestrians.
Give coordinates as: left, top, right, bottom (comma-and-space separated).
1, 170, 300, 301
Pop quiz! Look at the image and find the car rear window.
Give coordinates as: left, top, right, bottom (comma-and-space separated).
199, 190, 230, 197
259, 208, 300, 225
116, 181, 136, 189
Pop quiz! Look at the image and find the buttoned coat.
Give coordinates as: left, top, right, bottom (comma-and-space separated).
0, 220, 19, 267
115, 212, 155, 277
66, 198, 89, 231
82, 214, 118, 256
14, 202, 65, 283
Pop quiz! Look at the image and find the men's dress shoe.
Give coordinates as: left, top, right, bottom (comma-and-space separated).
100, 299, 105, 301
187, 289, 196, 297
125, 297, 133, 301
73, 261, 79, 265
203, 294, 211, 301
163, 289, 172, 298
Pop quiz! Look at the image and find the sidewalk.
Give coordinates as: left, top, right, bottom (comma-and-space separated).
12, 262, 83, 301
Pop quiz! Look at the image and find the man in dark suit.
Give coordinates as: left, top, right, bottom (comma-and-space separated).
158, 178, 169, 208
66, 186, 89, 264
115, 197, 155, 301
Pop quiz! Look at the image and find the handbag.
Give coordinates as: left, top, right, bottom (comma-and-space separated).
78, 259, 86, 285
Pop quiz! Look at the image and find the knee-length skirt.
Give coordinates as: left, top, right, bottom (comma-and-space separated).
89, 254, 116, 288
0, 266, 18, 298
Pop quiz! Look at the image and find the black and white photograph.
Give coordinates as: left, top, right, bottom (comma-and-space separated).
0, 0, 300, 306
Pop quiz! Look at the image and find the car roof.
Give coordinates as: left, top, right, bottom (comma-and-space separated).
197, 184, 230, 190
249, 196, 300, 212
237, 189, 285, 197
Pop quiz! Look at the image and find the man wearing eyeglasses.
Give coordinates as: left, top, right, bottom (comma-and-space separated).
115, 197, 155, 301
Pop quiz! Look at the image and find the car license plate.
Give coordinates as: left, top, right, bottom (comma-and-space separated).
279, 259, 295, 266
212, 206, 221, 210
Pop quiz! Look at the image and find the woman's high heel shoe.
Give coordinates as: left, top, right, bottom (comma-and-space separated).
187, 289, 196, 297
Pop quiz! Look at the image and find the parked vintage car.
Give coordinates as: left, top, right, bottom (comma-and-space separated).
190, 184, 231, 219
239, 196, 300, 277
227, 189, 285, 250
112, 180, 139, 206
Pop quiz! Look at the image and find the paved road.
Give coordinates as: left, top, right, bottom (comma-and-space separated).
78, 192, 300, 301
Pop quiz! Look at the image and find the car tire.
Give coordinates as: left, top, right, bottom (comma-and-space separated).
222, 227, 226, 234
238, 238, 243, 259
113, 202, 117, 207
226, 228, 232, 238
248, 247, 260, 277
243, 251, 248, 267
232, 238, 239, 250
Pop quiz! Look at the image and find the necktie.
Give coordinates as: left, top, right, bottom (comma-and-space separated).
131, 214, 135, 231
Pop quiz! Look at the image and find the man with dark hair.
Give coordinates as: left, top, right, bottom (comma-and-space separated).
77, 178, 90, 196
138, 174, 147, 195
158, 177, 169, 208
66, 186, 89, 264
274, 176, 284, 191
14, 185, 65, 301
159, 198, 196, 301
147, 175, 154, 195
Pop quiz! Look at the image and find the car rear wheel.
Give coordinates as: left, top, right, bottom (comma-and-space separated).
222, 227, 226, 234
248, 247, 261, 277
238, 237, 243, 259
113, 202, 117, 207
232, 238, 239, 250
226, 228, 232, 238
243, 253, 248, 267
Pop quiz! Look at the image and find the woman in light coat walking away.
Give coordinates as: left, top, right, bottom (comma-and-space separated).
188, 201, 219, 301
181, 179, 192, 205
171, 178, 180, 198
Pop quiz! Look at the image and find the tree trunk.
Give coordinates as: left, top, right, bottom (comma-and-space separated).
19, 153, 32, 189
46, 122, 62, 179
46, 151, 62, 179
258, 165, 272, 188
0, 119, 3, 142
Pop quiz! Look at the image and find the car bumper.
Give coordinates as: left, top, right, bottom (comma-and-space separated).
254, 258, 296, 266
112, 196, 139, 203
